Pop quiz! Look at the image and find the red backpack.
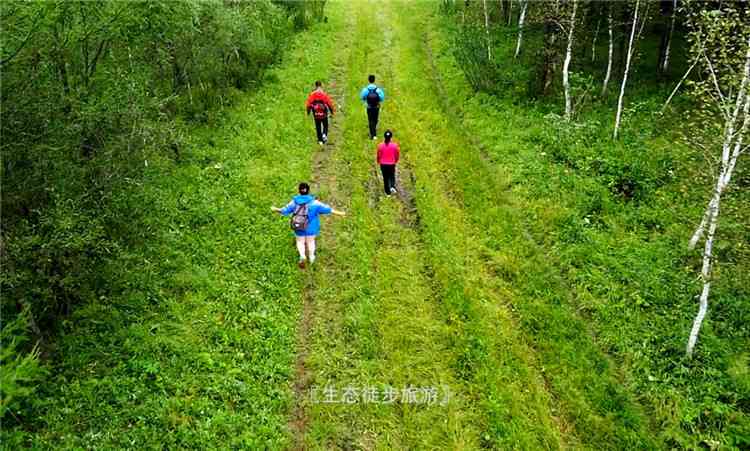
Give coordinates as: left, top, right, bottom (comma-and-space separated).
311, 100, 328, 120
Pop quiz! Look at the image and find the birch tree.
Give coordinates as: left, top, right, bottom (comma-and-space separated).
613, 0, 640, 139
684, 6, 750, 357
659, 0, 678, 74
507, 0, 513, 26
601, 5, 614, 96
482, 0, 492, 61
514, 0, 528, 58
540, 1, 561, 96
563, 0, 578, 120
591, 16, 600, 63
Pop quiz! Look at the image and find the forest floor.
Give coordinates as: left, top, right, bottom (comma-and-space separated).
11, 1, 748, 450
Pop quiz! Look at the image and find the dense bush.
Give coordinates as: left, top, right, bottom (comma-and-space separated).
0, 0, 323, 425
538, 114, 673, 201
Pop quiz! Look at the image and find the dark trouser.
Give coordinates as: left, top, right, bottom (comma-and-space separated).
314, 117, 329, 142
367, 107, 379, 138
380, 164, 396, 194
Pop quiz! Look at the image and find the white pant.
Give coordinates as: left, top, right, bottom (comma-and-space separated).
295, 236, 316, 260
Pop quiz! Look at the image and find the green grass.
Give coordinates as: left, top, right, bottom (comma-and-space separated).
6, 0, 747, 449
424, 3, 750, 449
384, 2, 656, 448
304, 2, 486, 448
2, 7, 342, 449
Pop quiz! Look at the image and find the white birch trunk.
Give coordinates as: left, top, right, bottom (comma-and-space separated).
662, 0, 677, 73
663, 53, 700, 113
592, 17, 601, 62
602, 8, 614, 96
563, 0, 578, 120
508, 0, 513, 26
686, 205, 718, 357
614, 0, 639, 140
686, 38, 750, 357
483, 0, 492, 61
514, 0, 528, 59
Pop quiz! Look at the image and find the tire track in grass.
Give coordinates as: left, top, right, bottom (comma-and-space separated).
414, 7, 579, 443
287, 2, 355, 449
393, 2, 656, 448
383, 1, 574, 448
359, 18, 487, 442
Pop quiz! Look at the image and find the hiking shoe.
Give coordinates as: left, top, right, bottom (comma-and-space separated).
318, 141, 324, 146
390, 187, 397, 194
372, 136, 378, 140
322, 134, 328, 143
298, 259, 306, 269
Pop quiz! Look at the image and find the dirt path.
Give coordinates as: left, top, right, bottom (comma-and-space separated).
287, 5, 355, 449
288, 1, 491, 448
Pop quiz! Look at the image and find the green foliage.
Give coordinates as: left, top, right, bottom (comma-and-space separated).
451, 20, 538, 96
538, 114, 673, 201
0, 0, 325, 436
274, 0, 327, 30
0, 313, 46, 420
679, 2, 750, 167
1, 0, 747, 448
452, 24, 498, 92
432, 2, 749, 447
1, 0, 338, 442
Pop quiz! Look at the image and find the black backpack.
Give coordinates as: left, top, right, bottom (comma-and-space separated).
366, 87, 380, 108
290, 202, 309, 231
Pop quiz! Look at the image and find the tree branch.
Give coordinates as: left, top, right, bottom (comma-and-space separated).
0, 8, 46, 67
703, 50, 727, 109
662, 52, 700, 112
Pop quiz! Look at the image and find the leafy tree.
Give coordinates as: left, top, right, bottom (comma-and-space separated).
681, 2, 750, 357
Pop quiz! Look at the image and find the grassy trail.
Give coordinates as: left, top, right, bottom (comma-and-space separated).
295, 0, 658, 449
299, 1, 485, 448
383, 1, 656, 449
288, 2, 355, 447
299, 0, 565, 448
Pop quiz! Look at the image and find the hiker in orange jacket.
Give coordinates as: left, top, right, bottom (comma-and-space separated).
305, 81, 335, 145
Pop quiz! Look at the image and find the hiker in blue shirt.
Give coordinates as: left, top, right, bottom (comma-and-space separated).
359, 74, 385, 140
271, 182, 345, 269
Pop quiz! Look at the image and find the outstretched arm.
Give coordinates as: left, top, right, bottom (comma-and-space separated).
273, 201, 296, 215
317, 201, 345, 217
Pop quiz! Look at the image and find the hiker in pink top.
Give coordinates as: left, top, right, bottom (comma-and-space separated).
376, 129, 400, 196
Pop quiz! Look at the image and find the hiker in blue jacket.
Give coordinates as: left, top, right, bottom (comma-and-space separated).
271, 182, 345, 269
359, 74, 385, 140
